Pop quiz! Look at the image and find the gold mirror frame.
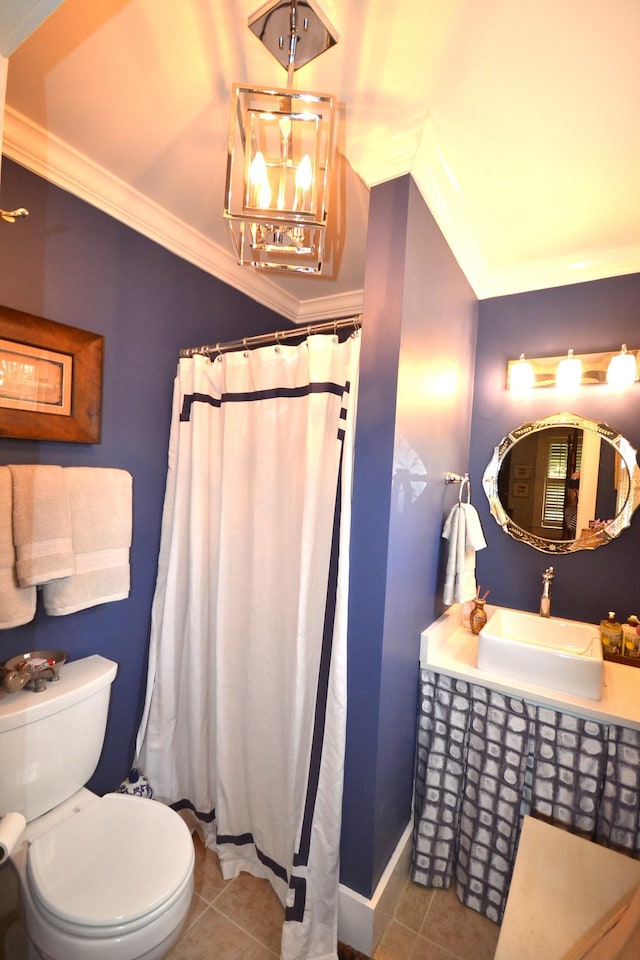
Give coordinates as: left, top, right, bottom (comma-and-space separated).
482, 413, 640, 554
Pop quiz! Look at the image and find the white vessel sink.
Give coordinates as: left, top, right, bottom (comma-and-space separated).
477, 607, 603, 700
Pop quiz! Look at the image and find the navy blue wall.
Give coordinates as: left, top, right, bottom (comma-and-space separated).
470, 274, 640, 624
0, 159, 285, 793
11, 157, 634, 903
342, 177, 478, 897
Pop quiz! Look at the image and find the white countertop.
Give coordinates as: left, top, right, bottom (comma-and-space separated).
420, 604, 640, 729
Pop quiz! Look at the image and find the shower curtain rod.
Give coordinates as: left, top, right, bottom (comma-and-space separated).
179, 315, 361, 359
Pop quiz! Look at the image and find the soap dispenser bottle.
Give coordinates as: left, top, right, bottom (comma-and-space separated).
622, 615, 640, 658
600, 612, 623, 656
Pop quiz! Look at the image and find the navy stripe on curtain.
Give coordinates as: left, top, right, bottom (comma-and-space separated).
180, 381, 347, 421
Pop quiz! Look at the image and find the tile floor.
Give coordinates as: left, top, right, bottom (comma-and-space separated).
0, 835, 500, 960
166, 836, 501, 960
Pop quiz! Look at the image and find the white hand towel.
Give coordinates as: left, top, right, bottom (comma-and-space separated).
0, 467, 37, 628
9, 464, 75, 587
43, 467, 133, 616
442, 502, 487, 606
460, 502, 487, 551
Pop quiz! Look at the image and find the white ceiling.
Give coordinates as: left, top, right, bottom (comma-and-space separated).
2, 0, 640, 323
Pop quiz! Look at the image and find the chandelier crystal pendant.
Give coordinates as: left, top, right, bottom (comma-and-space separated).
223, 1, 337, 274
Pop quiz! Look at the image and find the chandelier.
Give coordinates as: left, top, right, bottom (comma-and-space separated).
223, 0, 337, 273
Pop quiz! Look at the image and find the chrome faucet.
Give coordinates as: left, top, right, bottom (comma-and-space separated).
540, 566, 554, 618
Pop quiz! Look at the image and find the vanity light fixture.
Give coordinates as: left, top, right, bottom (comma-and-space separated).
606, 344, 638, 389
506, 346, 639, 392
555, 349, 582, 392
223, 0, 337, 273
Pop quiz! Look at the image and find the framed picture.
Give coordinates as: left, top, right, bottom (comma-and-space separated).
512, 481, 530, 498
513, 463, 532, 480
0, 305, 103, 443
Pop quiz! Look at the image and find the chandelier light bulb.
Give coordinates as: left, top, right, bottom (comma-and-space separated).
295, 154, 313, 191
248, 151, 271, 209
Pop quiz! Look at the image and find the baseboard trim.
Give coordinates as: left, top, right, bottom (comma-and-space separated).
338, 821, 413, 956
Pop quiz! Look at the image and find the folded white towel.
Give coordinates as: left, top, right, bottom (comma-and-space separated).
442, 502, 487, 606
0, 467, 37, 628
43, 468, 133, 616
460, 502, 487, 551
9, 464, 75, 587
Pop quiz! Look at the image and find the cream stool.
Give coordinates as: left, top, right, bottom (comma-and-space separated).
495, 816, 640, 960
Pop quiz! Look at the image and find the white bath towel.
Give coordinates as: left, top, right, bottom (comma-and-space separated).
9, 464, 75, 587
442, 501, 487, 605
0, 467, 37, 628
43, 467, 133, 616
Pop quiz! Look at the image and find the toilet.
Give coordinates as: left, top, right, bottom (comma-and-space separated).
0, 655, 194, 960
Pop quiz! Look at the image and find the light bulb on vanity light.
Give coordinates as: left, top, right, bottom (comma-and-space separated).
606, 344, 638, 389
556, 349, 582, 391
508, 354, 535, 393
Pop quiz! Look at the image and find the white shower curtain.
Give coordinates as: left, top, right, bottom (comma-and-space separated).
135, 330, 360, 960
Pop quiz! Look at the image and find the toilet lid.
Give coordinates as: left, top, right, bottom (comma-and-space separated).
27, 793, 194, 929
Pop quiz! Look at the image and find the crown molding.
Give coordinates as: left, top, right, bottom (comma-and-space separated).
3, 107, 363, 323
411, 114, 640, 300
475, 246, 640, 300
354, 149, 414, 191
0, 0, 65, 56
287, 287, 364, 324
348, 122, 421, 191
8, 107, 633, 312
410, 118, 486, 298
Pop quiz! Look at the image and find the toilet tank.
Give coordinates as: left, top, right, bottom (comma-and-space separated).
0, 655, 118, 822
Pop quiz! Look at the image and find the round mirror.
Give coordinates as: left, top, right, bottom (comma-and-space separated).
482, 413, 640, 553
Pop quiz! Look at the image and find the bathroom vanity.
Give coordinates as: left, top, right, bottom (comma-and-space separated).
412, 603, 640, 925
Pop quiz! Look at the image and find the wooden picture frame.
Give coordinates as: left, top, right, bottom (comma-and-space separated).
0, 305, 103, 443
513, 463, 532, 480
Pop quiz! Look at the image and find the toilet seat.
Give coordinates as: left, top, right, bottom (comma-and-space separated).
26, 793, 194, 938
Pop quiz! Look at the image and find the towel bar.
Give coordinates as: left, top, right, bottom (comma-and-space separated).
445, 472, 471, 503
